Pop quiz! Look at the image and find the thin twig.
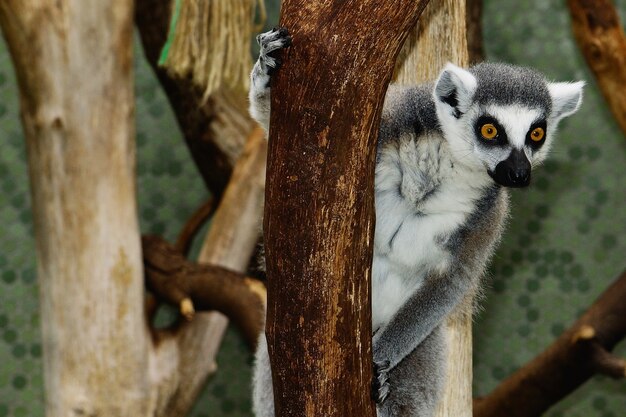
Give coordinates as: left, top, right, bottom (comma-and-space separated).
175, 197, 216, 256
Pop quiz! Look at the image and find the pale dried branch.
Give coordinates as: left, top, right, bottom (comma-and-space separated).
152, 124, 267, 417
135, 0, 255, 196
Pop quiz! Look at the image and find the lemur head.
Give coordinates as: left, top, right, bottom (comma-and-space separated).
433, 63, 584, 188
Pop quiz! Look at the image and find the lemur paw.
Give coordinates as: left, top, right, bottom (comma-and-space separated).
371, 360, 391, 405
256, 27, 292, 75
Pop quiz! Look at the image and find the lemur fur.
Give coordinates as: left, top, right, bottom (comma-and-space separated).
249, 28, 584, 417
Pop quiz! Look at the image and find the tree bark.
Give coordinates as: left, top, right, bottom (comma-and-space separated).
569, 0, 626, 137
264, 1, 429, 417
394, 1, 473, 415
474, 270, 626, 417
0, 1, 150, 415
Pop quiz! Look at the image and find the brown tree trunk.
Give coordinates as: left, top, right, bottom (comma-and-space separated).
394, 1, 473, 415
0, 1, 150, 415
264, 1, 429, 416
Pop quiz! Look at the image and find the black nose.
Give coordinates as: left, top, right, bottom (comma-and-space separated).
489, 149, 532, 188
508, 168, 530, 185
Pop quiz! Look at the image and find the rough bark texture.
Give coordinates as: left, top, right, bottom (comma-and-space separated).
0, 1, 150, 415
474, 270, 626, 417
569, 0, 626, 137
135, 0, 255, 197
394, 1, 473, 416
264, 1, 430, 417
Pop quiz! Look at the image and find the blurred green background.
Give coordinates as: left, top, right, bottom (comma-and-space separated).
0, 0, 625, 416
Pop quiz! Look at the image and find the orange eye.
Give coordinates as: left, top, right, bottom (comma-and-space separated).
530, 127, 545, 142
481, 123, 498, 140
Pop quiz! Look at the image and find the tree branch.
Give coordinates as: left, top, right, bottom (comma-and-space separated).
143, 235, 265, 348
569, 0, 626, 137
175, 197, 216, 256
474, 269, 626, 417
135, 0, 255, 196
589, 340, 626, 378
151, 123, 267, 417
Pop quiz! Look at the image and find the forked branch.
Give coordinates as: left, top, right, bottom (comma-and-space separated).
143, 235, 265, 348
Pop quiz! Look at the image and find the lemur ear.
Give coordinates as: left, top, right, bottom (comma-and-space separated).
548, 81, 585, 121
434, 63, 477, 118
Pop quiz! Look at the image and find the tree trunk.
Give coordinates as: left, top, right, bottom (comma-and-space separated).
0, 1, 150, 415
264, 1, 429, 417
0, 2, 266, 416
394, 2, 473, 416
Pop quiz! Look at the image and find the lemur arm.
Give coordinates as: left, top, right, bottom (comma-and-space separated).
373, 187, 507, 373
249, 59, 272, 130
372, 266, 475, 370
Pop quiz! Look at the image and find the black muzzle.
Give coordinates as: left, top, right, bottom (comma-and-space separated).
489, 149, 531, 188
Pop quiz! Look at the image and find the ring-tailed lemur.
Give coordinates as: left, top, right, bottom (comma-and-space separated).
250, 28, 583, 417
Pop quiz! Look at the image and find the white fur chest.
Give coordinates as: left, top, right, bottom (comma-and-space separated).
371, 133, 490, 330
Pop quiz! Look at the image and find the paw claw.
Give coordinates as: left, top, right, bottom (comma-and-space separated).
254, 27, 291, 81
371, 360, 391, 405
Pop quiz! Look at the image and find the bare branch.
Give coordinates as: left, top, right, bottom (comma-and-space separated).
175, 197, 216, 256
589, 341, 626, 378
152, 124, 267, 417
569, 0, 626, 137
135, 0, 255, 196
143, 235, 265, 348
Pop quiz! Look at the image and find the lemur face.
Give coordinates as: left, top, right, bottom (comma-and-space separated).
433, 63, 584, 188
